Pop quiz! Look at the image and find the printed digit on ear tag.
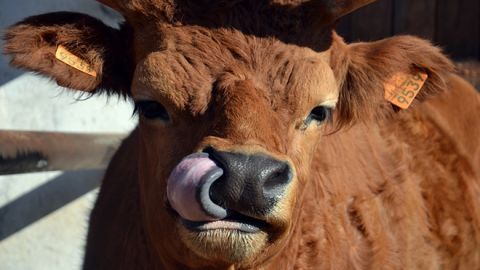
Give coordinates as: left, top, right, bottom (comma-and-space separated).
384, 70, 428, 109
55, 45, 97, 77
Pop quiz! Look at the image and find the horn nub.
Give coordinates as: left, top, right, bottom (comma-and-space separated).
325, 0, 377, 20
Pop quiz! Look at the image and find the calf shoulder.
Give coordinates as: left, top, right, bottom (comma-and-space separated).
270, 73, 480, 269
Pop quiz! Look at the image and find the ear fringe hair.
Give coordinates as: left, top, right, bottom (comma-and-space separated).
3, 12, 133, 98
330, 32, 454, 129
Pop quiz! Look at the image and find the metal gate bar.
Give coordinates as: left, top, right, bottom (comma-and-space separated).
0, 130, 126, 175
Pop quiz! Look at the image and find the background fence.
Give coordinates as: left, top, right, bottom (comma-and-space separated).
336, 0, 480, 61
0, 1, 134, 270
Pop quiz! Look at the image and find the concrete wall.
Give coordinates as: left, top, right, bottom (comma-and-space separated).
0, 1, 136, 269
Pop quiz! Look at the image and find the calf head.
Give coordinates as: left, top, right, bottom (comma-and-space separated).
4, 0, 453, 268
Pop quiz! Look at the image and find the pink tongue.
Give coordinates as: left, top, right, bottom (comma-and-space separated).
167, 153, 223, 222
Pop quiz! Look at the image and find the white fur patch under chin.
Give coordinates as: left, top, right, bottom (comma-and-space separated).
180, 227, 268, 263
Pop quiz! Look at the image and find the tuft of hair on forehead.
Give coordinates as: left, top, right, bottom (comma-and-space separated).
96, 0, 378, 52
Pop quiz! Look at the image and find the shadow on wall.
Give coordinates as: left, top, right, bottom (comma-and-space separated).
0, 69, 23, 87
0, 170, 102, 241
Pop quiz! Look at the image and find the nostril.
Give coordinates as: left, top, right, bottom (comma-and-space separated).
262, 162, 292, 196
197, 166, 228, 219
201, 147, 228, 207
208, 177, 226, 208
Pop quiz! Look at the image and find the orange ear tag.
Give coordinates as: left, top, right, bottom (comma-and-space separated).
384, 70, 428, 109
55, 45, 97, 77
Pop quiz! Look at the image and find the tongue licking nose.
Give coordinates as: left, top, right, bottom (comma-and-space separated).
167, 153, 226, 222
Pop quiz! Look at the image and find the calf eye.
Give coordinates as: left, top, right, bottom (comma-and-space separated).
134, 101, 170, 121
306, 106, 331, 125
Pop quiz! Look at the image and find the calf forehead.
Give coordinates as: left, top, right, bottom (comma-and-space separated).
132, 26, 337, 114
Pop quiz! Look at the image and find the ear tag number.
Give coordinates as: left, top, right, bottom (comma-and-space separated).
384, 70, 428, 109
55, 45, 97, 78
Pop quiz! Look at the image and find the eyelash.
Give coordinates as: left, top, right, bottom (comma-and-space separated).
133, 100, 170, 121
304, 106, 332, 126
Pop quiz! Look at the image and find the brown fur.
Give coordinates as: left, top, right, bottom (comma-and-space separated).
330, 33, 454, 127
3, 12, 133, 95
3, 1, 479, 269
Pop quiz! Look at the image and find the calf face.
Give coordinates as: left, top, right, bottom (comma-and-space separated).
132, 30, 340, 263
3, 0, 453, 267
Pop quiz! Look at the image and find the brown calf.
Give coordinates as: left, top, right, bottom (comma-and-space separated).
3, 0, 480, 269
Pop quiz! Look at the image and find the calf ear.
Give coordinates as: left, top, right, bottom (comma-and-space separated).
330, 34, 454, 127
3, 12, 132, 96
